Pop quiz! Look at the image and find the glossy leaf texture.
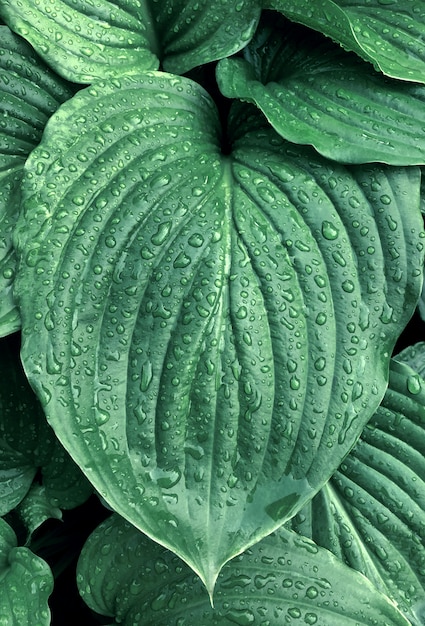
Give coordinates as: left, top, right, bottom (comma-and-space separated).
267, 0, 425, 83
0, 336, 92, 516
0, 0, 260, 83
0, 518, 53, 626
77, 512, 411, 625
288, 358, 425, 625
13, 75, 424, 595
216, 15, 425, 165
0, 26, 75, 337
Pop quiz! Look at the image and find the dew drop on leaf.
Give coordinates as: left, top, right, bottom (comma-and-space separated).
340, 278, 354, 293
225, 608, 255, 625
321, 220, 339, 240
407, 373, 422, 395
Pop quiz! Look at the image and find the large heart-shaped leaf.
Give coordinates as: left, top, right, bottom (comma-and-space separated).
77, 512, 411, 625
13, 75, 424, 594
267, 0, 425, 83
0, 0, 260, 82
0, 518, 53, 626
289, 357, 425, 625
0, 25, 75, 338
216, 15, 425, 165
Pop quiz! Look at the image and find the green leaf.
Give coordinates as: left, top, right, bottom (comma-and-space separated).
6, 484, 62, 545
0, 25, 75, 338
0, 0, 260, 82
288, 358, 425, 625
216, 16, 425, 165
266, 0, 425, 83
0, 518, 53, 626
77, 512, 411, 625
0, 336, 92, 515
396, 341, 425, 377
13, 74, 424, 594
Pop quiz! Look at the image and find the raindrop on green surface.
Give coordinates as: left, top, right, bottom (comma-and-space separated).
225, 608, 255, 625
321, 220, 339, 240
407, 373, 422, 395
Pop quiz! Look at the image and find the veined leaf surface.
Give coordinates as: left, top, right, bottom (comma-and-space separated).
267, 0, 425, 83
216, 16, 425, 165
14, 75, 425, 594
0, 26, 75, 337
0, 0, 260, 82
289, 357, 425, 625
77, 512, 411, 625
0, 518, 53, 626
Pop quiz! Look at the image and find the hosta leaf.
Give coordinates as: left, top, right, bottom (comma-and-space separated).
13, 75, 424, 594
216, 16, 425, 165
0, 336, 92, 515
77, 513, 410, 625
0, 26, 75, 338
0, 0, 260, 83
267, 0, 425, 83
288, 358, 425, 625
396, 341, 425, 378
7, 484, 62, 545
0, 518, 53, 625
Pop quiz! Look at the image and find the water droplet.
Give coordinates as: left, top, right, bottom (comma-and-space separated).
315, 312, 327, 325
407, 374, 422, 395
133, 403, 147, 424
150, 592, 168, 611
95, 407, 110, 426
151, 221, 172, 246
385, 215, 397, 231
257, 185, 276, 203
188, 233, 204, 247
321, 220, 339, 240
221, 574, 251, 589
290, 375, 300, 390
305, 586, 318, 599
105, 235, 116, 248
332, 251, 346, 266
380, 194, 392, 205
352, 381, 363, 401
342, 279, 355, 293
254, 573, 276, 589
150, 467, 181, 489
225, 608, 255, 625
173, 251, 191, 268
236, 306, 247, 319
243, 331, 252, 346
140, 360, 153, 391
314, 357, 326, 371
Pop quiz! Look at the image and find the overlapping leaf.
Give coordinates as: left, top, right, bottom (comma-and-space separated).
0, 337, 92, 515
13, 75, 424, 594
266, 0, 425, 83
217, 16, 425, 165
396, 341, 425, 378
0, 518, 53, 626
77, 512, 410, 625
6, 484, 62, 545
288, 357, 425, 625
0, 26, 75, 337
0, 0, 260, 83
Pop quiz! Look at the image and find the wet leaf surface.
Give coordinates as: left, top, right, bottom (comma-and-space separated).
13, 73, 424, 594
